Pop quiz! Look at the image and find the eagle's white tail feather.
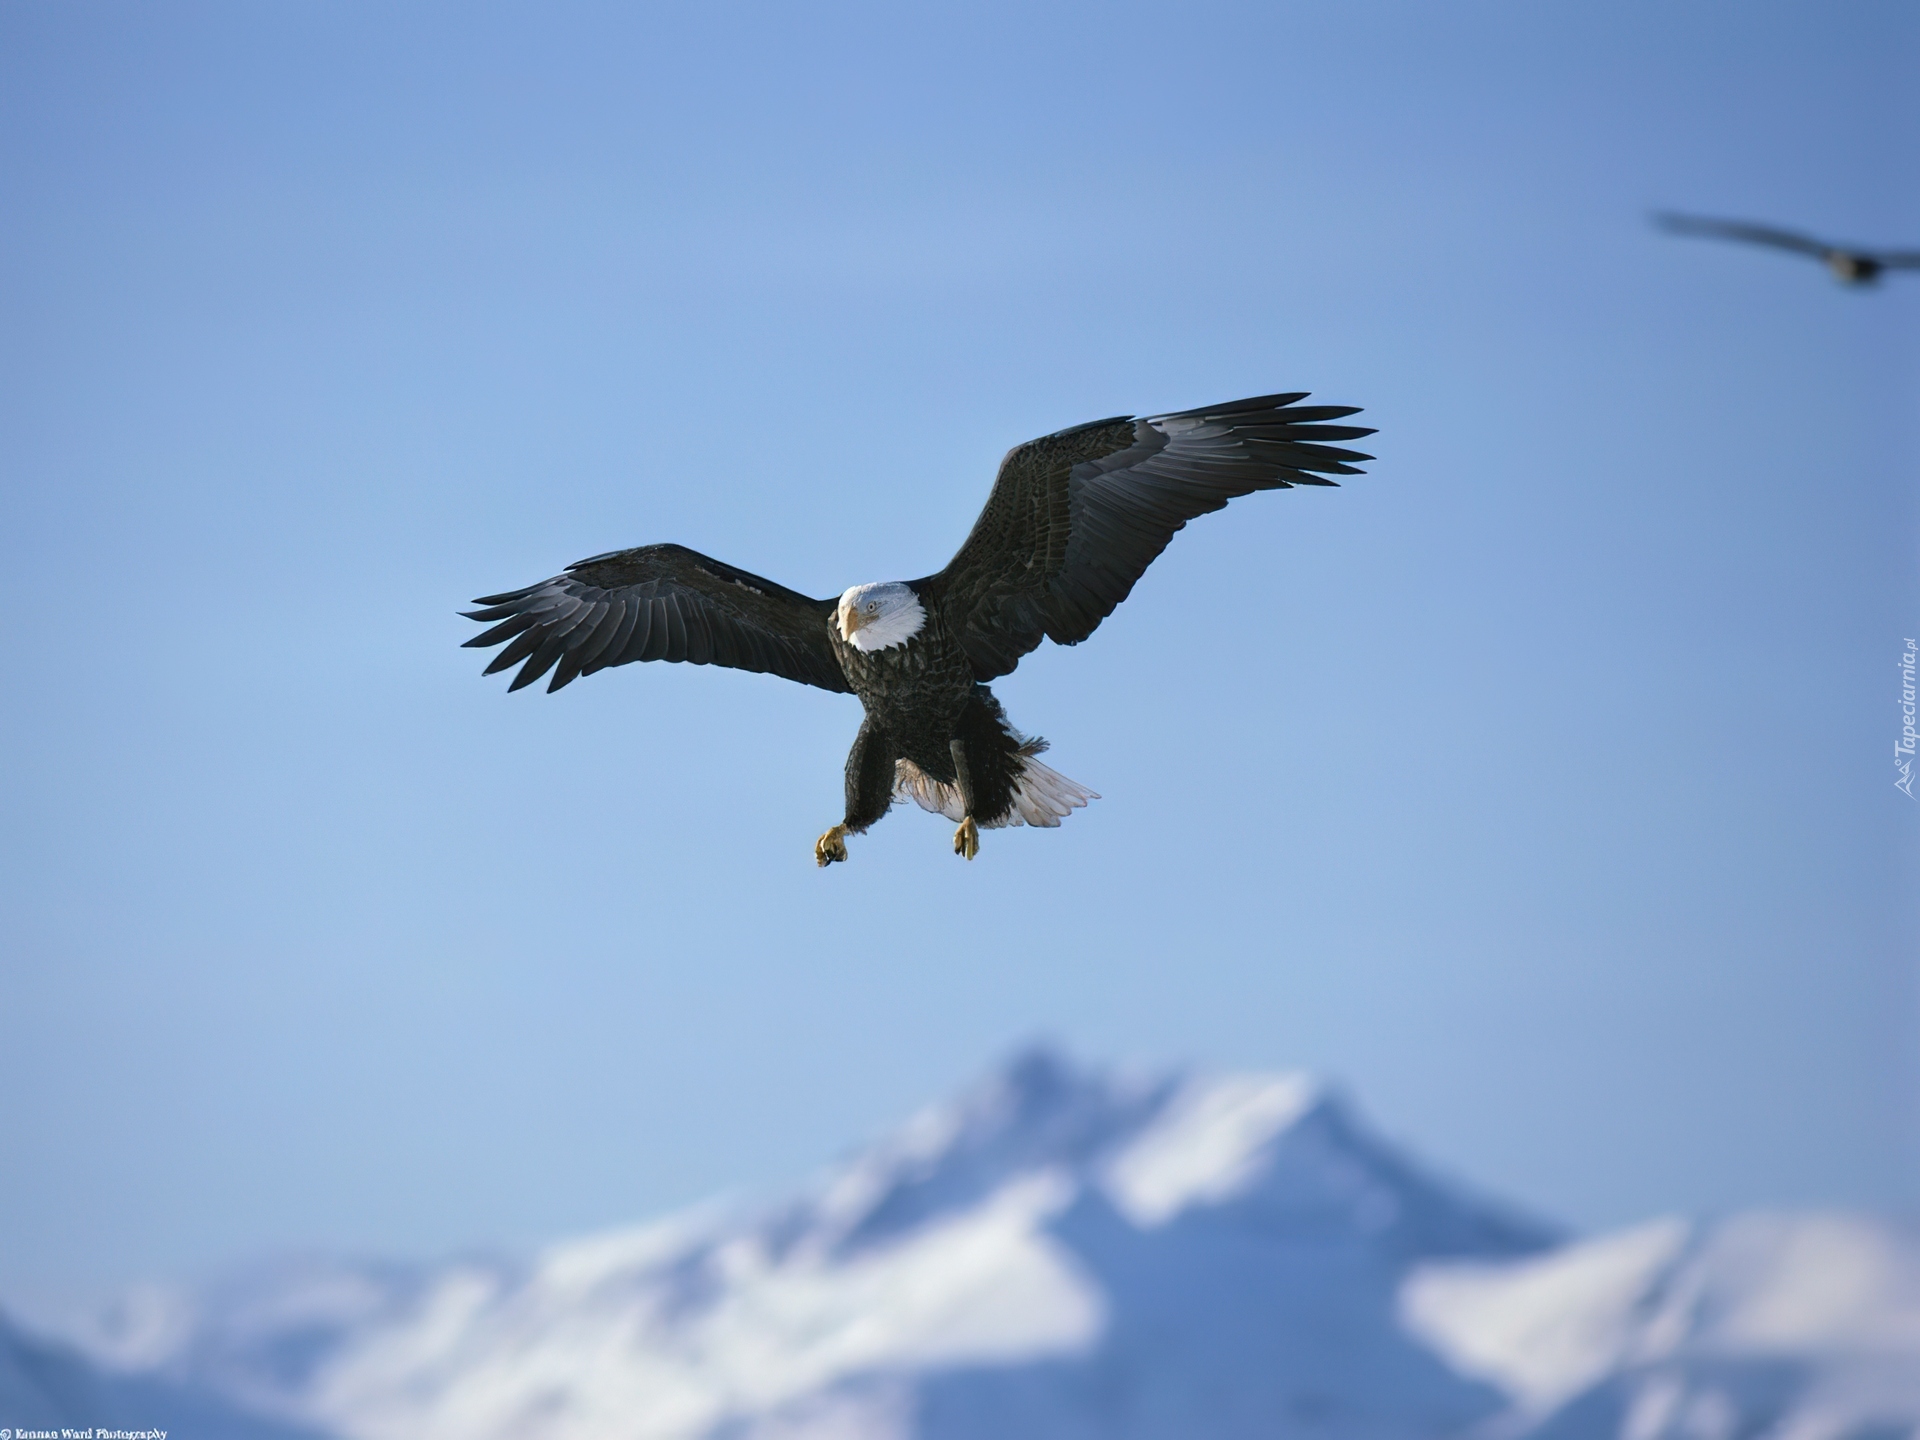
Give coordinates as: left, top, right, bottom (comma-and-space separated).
893, 750, 1099, 829
1001, 754, 1099, 827
893, 764, 967, 823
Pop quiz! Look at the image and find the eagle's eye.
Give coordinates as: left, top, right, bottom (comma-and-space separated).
865, 601, 879, 613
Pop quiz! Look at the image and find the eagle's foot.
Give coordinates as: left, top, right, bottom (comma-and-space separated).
815, 825, 850, 867
953, 816, 979, 861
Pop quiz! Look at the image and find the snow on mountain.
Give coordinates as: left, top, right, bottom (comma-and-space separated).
1404, 1210, 1920, 1440
16, 1048, 1920, 1440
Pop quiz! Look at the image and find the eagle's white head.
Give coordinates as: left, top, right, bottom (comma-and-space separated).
837, 581, 926, 653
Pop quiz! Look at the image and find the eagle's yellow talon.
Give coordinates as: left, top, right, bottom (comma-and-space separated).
953, 816, 979, 861
815, 825, 850, 867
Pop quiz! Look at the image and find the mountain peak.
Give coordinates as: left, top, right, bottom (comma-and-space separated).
796, 1048, 1545, 1265
23, 1052, 1573, 1440
986, 1041, 1083, 1105
801, 1043, 1164, 1252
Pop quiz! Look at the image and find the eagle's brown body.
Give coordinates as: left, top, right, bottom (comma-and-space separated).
462, 393, 1374, 862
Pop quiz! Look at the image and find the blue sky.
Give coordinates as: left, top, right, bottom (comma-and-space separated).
1, 0, 1915, 1310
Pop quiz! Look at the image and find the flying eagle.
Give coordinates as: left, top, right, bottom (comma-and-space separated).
1655, 211, 1920, 285
462, 392, 1374, 865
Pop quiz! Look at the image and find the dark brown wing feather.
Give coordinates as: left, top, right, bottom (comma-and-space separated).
1656, 213, 1920, 271
1655, 212, 1834, 258
922, 393, 1373, 679
462, 543, 850, 695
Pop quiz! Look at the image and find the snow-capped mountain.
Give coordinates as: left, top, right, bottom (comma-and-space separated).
1405, 1211, 1920, 1440
0, 1306, 326, 1438
15, 1049, 1920, 1440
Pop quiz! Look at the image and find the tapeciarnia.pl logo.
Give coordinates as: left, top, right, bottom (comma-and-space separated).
1898, 638, 1917, 799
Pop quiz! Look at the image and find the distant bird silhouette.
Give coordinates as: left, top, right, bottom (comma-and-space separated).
1655, 212, 1920, 286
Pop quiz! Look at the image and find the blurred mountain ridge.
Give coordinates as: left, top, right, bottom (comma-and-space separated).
9, 1047, 1918, 1440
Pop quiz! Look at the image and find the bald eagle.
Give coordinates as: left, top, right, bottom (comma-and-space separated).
463, 392, 1373, 864
1654, 211, 1920, 286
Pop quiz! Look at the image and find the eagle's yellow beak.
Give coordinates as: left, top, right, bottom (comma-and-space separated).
839, 603, 865, 639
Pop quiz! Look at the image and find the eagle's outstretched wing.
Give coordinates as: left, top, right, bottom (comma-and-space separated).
462, 543, 850, 695
921, 393, 1373, 679
1655, 212, 1833, 257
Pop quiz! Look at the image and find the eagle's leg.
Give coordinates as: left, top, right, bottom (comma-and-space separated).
819, 716, 896, 867
949, 738, 980, 861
